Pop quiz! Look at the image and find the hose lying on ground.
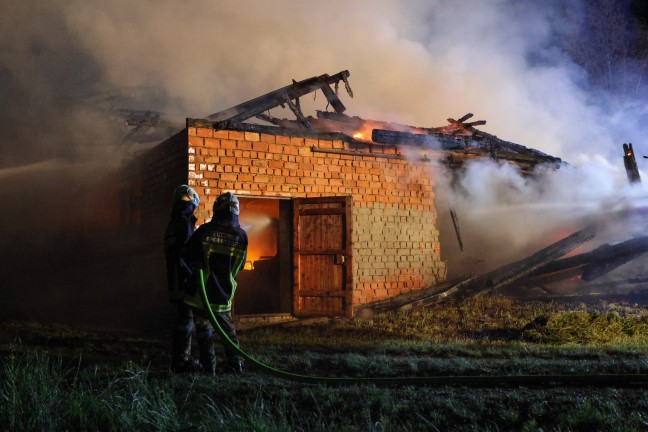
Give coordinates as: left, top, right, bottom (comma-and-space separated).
199, 269, 648, 386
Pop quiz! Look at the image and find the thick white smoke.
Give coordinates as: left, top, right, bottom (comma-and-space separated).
2, 0, 648, 284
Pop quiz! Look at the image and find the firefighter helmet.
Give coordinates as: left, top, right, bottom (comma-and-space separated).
213, 191, 240, 215
173, 185, 200, 206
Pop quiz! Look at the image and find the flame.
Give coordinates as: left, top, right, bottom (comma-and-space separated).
351, 123, 376, 142
243, 245, 266, 271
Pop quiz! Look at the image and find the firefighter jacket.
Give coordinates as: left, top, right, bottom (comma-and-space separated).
163, 201, 197, 302
183, 211, 248, 313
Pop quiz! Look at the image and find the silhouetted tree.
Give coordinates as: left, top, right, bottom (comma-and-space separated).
561, 0, 648, 99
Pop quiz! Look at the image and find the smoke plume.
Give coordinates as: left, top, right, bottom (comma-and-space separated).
1, 0, 648, 328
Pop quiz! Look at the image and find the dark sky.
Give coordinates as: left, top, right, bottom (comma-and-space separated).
630, 0, 648, 20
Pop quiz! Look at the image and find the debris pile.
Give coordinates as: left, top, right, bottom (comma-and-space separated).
357, 225, 648, 316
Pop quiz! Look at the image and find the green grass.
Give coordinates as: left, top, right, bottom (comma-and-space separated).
1, 296, 648, 431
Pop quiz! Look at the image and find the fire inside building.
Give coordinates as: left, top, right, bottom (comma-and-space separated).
107, 69, 632, 325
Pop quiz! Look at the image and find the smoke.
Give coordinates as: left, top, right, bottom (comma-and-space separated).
2, 0, 645, 162
1, 0, 647, 328
433, 156, 648, 277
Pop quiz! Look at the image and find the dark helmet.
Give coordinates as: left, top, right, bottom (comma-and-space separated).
213, 191, 240, 215
172, 185, 200, 207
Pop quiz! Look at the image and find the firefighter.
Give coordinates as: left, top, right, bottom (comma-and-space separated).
183, 191, 248, 375
163, 184, 203, 373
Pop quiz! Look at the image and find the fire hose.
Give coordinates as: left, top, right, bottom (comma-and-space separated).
199, 269, 648, 386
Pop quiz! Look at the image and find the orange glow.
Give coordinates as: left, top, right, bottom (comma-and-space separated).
239, 198, 279, 271
243, 244, 268, 270
349, 120, 389, 142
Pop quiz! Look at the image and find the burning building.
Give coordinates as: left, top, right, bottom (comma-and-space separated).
120, 70, 562, 319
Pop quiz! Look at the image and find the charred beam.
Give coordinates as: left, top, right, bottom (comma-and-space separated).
461, 225, 596, 297
207, 70, 350, 125
282, 94, 312, 129
316, 111, 358, 124
508, 266, 586, 292
318, 78, 346, 113
529, 236, 648, 279
576, 277, 648, 294
449, 208, 464, 252
447, 118, 486, 128
371, 129, 467, 150
623, 143, 641, 183
355, 274, 475, 316
457, 113, 473, 123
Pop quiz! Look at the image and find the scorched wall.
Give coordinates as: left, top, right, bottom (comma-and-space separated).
186, 121, 447, 309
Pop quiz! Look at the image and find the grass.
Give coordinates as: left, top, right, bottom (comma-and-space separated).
1, 295, 648, 431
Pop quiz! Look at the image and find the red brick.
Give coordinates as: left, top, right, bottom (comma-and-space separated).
219, 173, 237, 181
189, 136, 204, 148
213, 129, 229, 139
221, 157, 236, 165
244, 132, 260, 141
260, 133, 276, 143
220, 139, 237, 149
229, 130, 245, 140
252, 142, 269, 152
276, 135, 291, 144
268, 144, 283, 153
238, 141, 253, 150
196, 127, 212, 137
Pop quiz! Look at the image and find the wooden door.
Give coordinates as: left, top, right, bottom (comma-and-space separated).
293, 196, 353, 317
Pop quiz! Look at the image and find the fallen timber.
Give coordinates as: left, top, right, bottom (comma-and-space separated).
511, 236, 648, 291
355, 274, 475, 317
357, 226, 596, 315
457, 225, 597, 298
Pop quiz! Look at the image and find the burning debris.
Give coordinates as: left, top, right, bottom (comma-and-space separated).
205, 69, 563, 174
623, 143, 641, 184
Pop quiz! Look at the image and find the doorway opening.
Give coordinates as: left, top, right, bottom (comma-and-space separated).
235, 197, 292, 314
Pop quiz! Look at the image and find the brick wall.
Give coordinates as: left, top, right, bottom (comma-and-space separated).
135, 130, 189, 241
186, 124, 446, 305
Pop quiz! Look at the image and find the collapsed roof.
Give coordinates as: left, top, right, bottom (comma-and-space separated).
202, 69, 562, 173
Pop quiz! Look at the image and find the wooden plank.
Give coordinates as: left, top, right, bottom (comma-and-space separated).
293, 196, 352, 317
207, 70, 350, 123
318, 78, 346, 113
371, 128, 467, 150
473, 225, 596, 292
355, 274, 474, 316
295, 249, 346, 255
527, 236, 648, 280
299, 290, 347, 297
299, 208, 346, 216
511, 266, 586, 290
344, 195, 354, 318
457, 113, 473, 123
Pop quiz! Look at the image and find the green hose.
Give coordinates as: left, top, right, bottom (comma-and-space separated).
199, 269, 648, 386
